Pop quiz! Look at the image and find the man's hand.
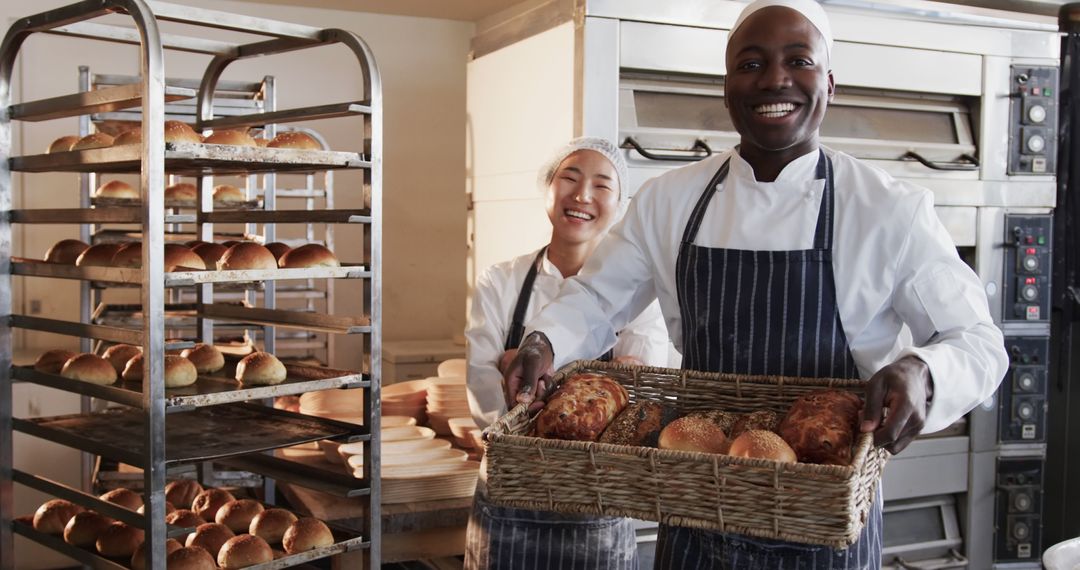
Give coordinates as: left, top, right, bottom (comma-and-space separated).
860, 355, 933, 455
502, 332, 555, 412
497, 349, 518, 375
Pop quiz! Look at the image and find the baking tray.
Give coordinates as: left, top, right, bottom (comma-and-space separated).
13, 403, 369, 468
91, 196, 264, 211
10, 258, 369, 287
10, 207, 192, 225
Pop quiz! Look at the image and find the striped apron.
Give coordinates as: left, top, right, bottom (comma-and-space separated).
655, 151, 883, 569
463, 246, 634, 570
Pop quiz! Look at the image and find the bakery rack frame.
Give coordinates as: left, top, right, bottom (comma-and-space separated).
0, 1, 383, 568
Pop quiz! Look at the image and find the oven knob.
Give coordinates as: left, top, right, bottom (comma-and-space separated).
1021, 285, 1039, 301
1022, 255, 1040, 272
1013, 521, 1031, 540
1028, 105, 1047, 124
1027, 134, 1046, 153
1017, 373, 1036, 391
1013, 492, 1033, 512
1018, 402, 1035, 420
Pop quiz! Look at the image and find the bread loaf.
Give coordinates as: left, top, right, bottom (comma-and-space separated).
268, 131, 321, 150
33, 499, 84, 535
112, 129, 141, 146
777, 389, 863, 466
99, 488, 143, 511
102, 344, 142, 375
44, 239, 90, 264
235, 352, 287, 385
729, 410, 781, 440
95, 180, 138, 200
166, 546, 217, 570
96, 522, 144, 558
282, 517, 334, 554
184, 523, 234, 559
164, 121, 201, 144
217, 242, 277, 271
534, 373, 629, 441
249, 508, 297, 544
217, 535, 273, 569
598, 401, 681, 447
215, 499, 264, 533
165, 182, 197, 203
728, 430, 797, 462
191, 488, 235, 521
204, 130, 256, 147
47, 135, 80, 153
64, 511, 114, 547
164, 244, 207, 271
192, 243, 228, 268
34, 349, 76, 374
213, 184, 245, 203
265, 242, 292, 261
162, 355, 198, 388
75, 243, 124, 267
72, 132, 114, 150
61, 354, 118, 385
165, 509, 206, 544
165, 480, 204, 510
180, 343, 225, 374
121, 354, 144, 382
279, 244, 339, 268
658, 416, 730, 454
685, 409, 740, 435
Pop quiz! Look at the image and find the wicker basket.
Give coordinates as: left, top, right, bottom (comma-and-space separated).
483, 360, 890, 548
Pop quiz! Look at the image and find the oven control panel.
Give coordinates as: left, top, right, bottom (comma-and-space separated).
1003, 214, 1052, 322
1008, 65, 1058, 175
995, 457, 1044, 562
998, 337, 1048, 443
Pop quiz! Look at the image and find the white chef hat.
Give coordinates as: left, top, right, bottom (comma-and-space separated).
536, 137, 629, 211
730, 0, 834, 57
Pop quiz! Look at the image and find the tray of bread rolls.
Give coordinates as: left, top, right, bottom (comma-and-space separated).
483, 360, 890, 548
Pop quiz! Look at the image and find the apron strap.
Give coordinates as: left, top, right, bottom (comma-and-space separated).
504, 246, 548, 351
680, 159, 731, 246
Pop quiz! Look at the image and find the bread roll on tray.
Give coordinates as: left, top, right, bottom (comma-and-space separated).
235, 351, 287, 385
32, 499, 84, 535
218, 534, 273, 568
164, 244, 207, 271
185, 522, 234, 559
64, 511, 114, 547
112, 129, 141, 146
203, 129, 256, 147
181, 343, 225, 374
34, 349, 76, 375
165, 480, 204, 510
658, 416, 730, 454
72, 132, 114, 150
99, 488, 142, 511
249, 507, 298, 544
95, 180, 138, 200
213, 184, 245, 203
191, 488, 235, 521
47, 135, 80, 153
264, 242, 291, 261
534, 373, 629, 441
130, 537, 182, 570
217, 242, 277, 271
168, 546, 217, 570
165, 121, 201, 144
165, 182, 197, 202
268, 131, 321, 150
282, 517, 334, 554
75, 243, 124, 268
279, 244, 340, 268
192, 243, 228, 269
44, 239, 90, 264
215, 499, 264, 533
96, 521, 144, 558
61, 353, 117, 385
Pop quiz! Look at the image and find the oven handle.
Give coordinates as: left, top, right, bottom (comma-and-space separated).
893, 548, 969, 569
623, 137, 713, 162
901, 150, 979, 171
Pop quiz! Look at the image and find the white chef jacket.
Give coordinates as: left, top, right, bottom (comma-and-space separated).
466, 248, 670, 428
526, 147, 1008, 435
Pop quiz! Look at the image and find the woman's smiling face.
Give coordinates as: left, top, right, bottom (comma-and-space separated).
545, 149, 620, 244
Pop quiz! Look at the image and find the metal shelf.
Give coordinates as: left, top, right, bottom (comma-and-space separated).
218, 452, 369, 498
10, 208, 194, 224
201, 303, 370, 334
13, 403, 369, 468
11, 259, 369, 287
11, 143, 370, 176
203, 209, 371, 224
9, 314, 194, 350
13, 521, 128, 570
8, 83, 194, 122
200, 101, 371, 130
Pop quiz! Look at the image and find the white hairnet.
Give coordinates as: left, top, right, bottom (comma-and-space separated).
730, 0, 834, 58
536, 137, 630, 210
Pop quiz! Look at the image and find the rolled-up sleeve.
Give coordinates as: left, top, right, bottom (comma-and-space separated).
465, 268, 511, 429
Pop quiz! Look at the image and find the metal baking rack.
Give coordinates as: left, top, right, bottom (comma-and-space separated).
0, 1, 383, 568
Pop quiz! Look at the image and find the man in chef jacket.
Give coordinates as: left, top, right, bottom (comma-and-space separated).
501, 0, 1009, 567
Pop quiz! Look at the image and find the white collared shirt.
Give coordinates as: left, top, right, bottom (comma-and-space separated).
466, 248, 670, 428
526, 147, 1008, 434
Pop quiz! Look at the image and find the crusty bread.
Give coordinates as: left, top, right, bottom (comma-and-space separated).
64, 511, 114, 547
95, 180, 138, 200
249, 508, 297, 544
34, 349, 76, 375
265, 242, 292, 262
728, 430, 797, 463
215, 499, 264, 533
75, 243, 124, 268
191, 488, 235, 521
163, 355, 198, 388
203, 130, 256, 147
165, 182, 198, 203
130, 537, 182, 570
217, 242, 277, 271
658, 416, 730, 454
213, 184, 245, 203
278, 244, 339, 268
110, 242, 142, 268
102, 344, 142, 375
268, 131, 321, 150
777, 389, 863, 466
191, 243, 228, 269
218, 534, 272, 569
180, 343, 225, 374
730, 410, 781, 440
534, 373, 629, 441
164, 480, 204, 510
112, 129, 141, 146
282, 517, 334, 554
184, 522, 235, 559
96, 522, 144, 558
164, 121, 201, 144
167, 546, 217, 570
33, 499, 85, 535
61, 353, 118, 385
44, 239, 90, 264
598, 401, 681, 447
235, 352, 287, 385
165, 509, 206, 544
72, 132, 114, 150
164, 244, 207, 271
99, 488, 143, 511
47, 135, 80, 153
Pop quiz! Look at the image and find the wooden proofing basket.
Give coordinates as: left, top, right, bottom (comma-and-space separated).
483, 361, 890, 548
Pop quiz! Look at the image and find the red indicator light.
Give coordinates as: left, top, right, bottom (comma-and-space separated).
1026, 277, 1036, 284
1027, 248, 1037, 254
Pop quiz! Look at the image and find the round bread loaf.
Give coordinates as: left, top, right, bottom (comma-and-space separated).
136, 501, 175, 515
99, 487, 143, 511
76, 243, 124, 267
282, 517, 334, 554
777, 389, 863, 466
279, 244, 339, 268
235, 352, 287, 385
217, 242, 277, 271
598, 401, 681, 447
96, 521, 144, 558
186, 240, 208, 248
34, 349, 76, 375
191, 243, 229, 269
102, 344, 142, 375
204, 130, 255, 147
64, 511, 114, 547
165, 121, 201, 144
686, 409, 740, 435
730, 410, 781, 440
184, 522, 234, 559
217, 534, 273, 568
728, 430, 797, 463
658, 416, 730, 454
191, 488, 235, 521
72, 132, 114, 150
165, 479, 204, 510
121, 354, 143, 382
47, 135, 80, 153
45, 239, 90, 264
167, 546, 217, 570
33, 499, 85, 535
264, 242, 292, 261
165, 182, 197, 202
113, 129, 141, 146
213, 184, 245, 203
534, 373, 629, 441
215, 499, 264, 533
253, 137, 270, 147
62, 353, 118, 385
268, 131, 321, 150
165, 509, 206, 543
111, 242, 142, 268
95, 180, 138, 200
164, 244, 207, 271
180, 344, 225, 374
162, 355, 198, 388
249, 508, 298, 544
130, 537, 182, 570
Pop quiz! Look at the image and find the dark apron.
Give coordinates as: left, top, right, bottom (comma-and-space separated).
464, 247, 634, 570
655, 151, 883, 569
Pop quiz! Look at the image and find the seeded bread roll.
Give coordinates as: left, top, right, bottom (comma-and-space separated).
47, 135, 80, 153
62, 354, 118, 385
99, 488, 143, 511
686, 409, 740, 435
217, 242, 277, 271
96, 522, 144, 558
191, 243, 228, 269
165, 509, 206, 544
265, 242, 291, 262
215, 499, 264, 533
167, 546, 217, 570
204, 130, 256, 147
534, 373, 629, 441
598, 401, 681, 447
165, 480, 204, 510
34, 349, 76, 375
777, 389, 863, 466
95, 180, 138, 200
249, 508, 298, 544
729, 410, 781, 440
278, 244, 340, 268
180, 344, 225, 374
213, 184, 245, 203
162, 355, 198, 388
268, 131, 321, 150
728, 430, 797, 463
658, 416, 730, 454
112, 129, 141, 146
64, 511, 114, 547
185, 523, 235, 559
130, 538, 182, 570
72, 132, 114, 150
191, 488, 235, 521
218, 534, 273, 568
282, 517, 334, 554
165, 182, 197, 202
33, 499, 85, 535
45, 239, 90, 264
102, 344, 142, 375
75, 243, 124, 267
235, 352, 287, 385
165, 121, 201, 144
164, 244, 207, 271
